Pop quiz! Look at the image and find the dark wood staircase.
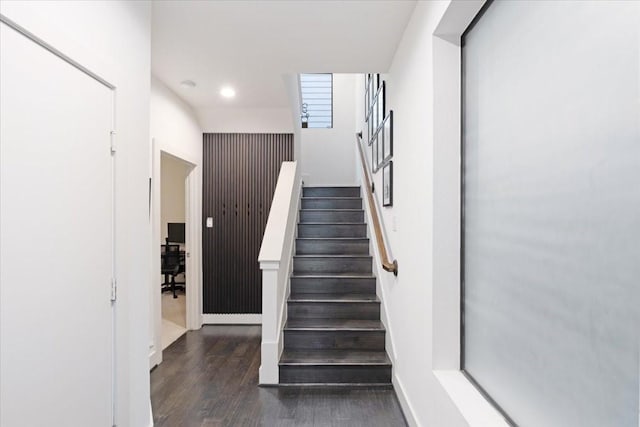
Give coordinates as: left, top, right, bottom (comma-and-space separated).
279, 186, 392, 386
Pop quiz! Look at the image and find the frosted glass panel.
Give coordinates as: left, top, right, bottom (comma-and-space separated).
462, 1, 640, 426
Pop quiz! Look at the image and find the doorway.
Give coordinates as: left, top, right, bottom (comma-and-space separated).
0, 18, 115, 426
159, 153, 190, 349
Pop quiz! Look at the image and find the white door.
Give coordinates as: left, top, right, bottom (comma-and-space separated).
0, 21, 114, 427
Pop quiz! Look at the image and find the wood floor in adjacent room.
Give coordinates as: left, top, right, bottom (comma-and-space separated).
150, 325, 407, 427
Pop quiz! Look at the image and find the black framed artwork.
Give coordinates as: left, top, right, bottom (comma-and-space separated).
377, 123, 384, 170
362, 76, 393, 175
383, 161, 393, 206
364, 115, 368, 144
370, 95, 378, 143
368, 75, 375, 120
382, 110, 393, 163
365, 74, 370, 121
376, 81, 385, 133
371, 131, 378, 173
368, 111, 374, 146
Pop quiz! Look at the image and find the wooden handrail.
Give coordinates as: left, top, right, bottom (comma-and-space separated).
356, 132, 398, 276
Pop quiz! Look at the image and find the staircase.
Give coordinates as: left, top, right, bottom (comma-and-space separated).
279, 186, 392, 386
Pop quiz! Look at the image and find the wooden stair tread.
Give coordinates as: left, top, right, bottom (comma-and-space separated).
280, 349, 390, 365
301, 197, 362, 200
294, 254, 371, 258
285, 319, 384, 331
276, 383, 393, 388
296, 237, 368, 240
288, 294, 378, 302
299, 209, 364, 212
303, 186, 360, 188
291, 273, 375, 278
298, 222, 364, 227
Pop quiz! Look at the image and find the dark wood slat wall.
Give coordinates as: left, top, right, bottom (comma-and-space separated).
203, 133, 294, 314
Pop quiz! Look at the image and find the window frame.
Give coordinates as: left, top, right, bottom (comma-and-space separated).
300, 73, 333, 129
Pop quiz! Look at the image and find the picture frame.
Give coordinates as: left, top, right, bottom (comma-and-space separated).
364, 74, 370, 122
377, 122, 384, 169
382, 161, 393, 206
371, 131, 378, 173
368, 111, 374, 146
375, 81, 385, 133
382, 110, 393, 164
368, 75, 375, 120
371, 90, 378, 131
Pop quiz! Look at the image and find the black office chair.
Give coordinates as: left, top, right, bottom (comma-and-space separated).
161, 241, 184, 298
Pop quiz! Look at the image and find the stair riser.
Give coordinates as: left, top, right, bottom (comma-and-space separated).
299, 210, 364, 223
294, 257, 372, 274
303, 187, 360, 197
288, 302, 380, 320
279, 365, 391, 384
301, 199, 362, 209
296, 239, 369, 255
298, 224, 367, 238
290, 277, 376, 295
284, 330, 385, 350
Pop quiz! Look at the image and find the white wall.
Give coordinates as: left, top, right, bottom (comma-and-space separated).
283, 73, 303, 182
354, 1, 507, 426
160, 153, 187, 242
301, 73, 357, 186
150, 75, 203, 366
198, 107, 293, 133
0, 1, 153, 426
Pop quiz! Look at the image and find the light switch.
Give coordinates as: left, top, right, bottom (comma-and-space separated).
206, 217, 213, 228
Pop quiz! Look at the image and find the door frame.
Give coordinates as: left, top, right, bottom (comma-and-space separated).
149, 145, 201, 368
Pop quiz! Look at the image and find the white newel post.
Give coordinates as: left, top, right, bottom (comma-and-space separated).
259, 261, 280, 384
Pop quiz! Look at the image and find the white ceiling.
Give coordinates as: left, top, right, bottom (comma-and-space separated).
151, 0, 417, 109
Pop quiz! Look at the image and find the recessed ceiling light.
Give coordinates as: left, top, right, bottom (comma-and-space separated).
220, 86, 236, 99
180, 80, 196, 89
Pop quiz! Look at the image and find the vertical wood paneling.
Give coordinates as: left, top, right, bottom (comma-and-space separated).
202, 133, 294, 314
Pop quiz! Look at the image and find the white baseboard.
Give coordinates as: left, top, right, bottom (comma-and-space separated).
148, 399, 154, 427
393, 373, 418, 427
149, 343, 162, 370
202, 314, 262, 324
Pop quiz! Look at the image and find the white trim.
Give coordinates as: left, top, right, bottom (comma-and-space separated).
393, 374, 418, 427
434, 370, 509, 427
150, 148, 200, 370
184, 167, 203, 331
148, 400, 154, 427
0, 13, 114, 89
148, 348, 159, 371
259, 260, 280, 270
202, 314, 262, 324
429, 0, 511, 425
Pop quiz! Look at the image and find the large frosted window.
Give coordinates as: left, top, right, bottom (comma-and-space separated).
462, 1, 639, 426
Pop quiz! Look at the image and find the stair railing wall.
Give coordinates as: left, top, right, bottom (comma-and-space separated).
257, 161, 301, 384
355, 133, 399, 363
356, 133, 398, 275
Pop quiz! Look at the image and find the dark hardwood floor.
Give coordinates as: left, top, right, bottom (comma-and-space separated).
151, 325, 407, 427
